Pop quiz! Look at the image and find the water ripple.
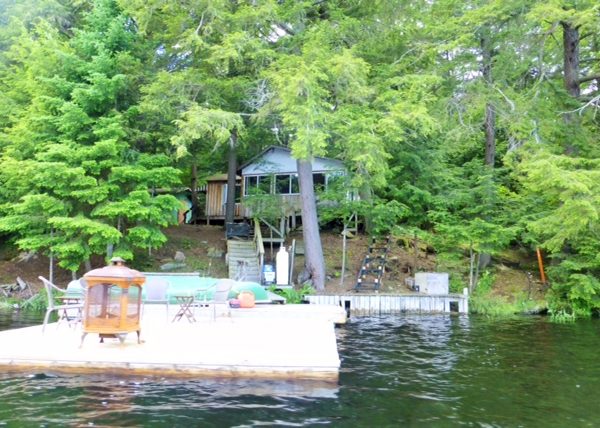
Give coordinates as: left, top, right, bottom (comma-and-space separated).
2, 311, 600, 426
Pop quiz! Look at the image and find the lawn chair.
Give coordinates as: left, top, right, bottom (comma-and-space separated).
143, 278, 170, 321
195, 279, 234, 320
38, 276, 84, 333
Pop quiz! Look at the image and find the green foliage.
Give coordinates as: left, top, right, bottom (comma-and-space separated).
171, 106, 244, 159
449, 275, 466, 294
476, 271, 496, 294
470, 288, 543, 317
18, 291, 47, 312
269, 284, 315, 304
0, 0, 181, 272
517, 151, 600, 317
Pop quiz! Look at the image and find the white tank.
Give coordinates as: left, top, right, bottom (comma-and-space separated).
276, 246, 289, 285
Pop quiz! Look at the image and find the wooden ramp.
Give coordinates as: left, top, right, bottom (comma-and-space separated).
0, 305, 344, 380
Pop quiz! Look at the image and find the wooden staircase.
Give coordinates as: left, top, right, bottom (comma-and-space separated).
227, 239, 261, 282
355, 236, 391, 292
226, 220, 266, 283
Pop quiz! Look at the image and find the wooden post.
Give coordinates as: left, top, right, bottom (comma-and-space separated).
289, 239, 296, 286
536, 247, 547, 284
412, 233, 418, 275
49, 228, 54, 284
340, 230, 347, 286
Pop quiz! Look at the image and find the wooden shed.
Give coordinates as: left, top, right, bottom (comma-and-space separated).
204, 174, 243, 224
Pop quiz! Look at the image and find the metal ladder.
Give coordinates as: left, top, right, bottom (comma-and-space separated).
355, 236, 390, 292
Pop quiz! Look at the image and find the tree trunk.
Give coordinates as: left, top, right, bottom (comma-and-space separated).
468, 243, 475, 293
359, 182, 374, 234
562, 21, 580, 98
481, 34, 496, 167
190, 157, 199, 223
225, 129, 238, 225
297, 158, 326, 291
561, 21, 581, 154
484, 103, 496, 166
480, 34, 495, 268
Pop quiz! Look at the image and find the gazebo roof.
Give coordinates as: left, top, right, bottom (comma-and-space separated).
83, 257, 145, 283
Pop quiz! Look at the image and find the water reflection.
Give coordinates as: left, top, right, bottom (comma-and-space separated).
0, 372, 339, 427
0, 308, 43, 330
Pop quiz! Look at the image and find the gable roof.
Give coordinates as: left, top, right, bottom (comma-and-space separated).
239, 146, 344, 176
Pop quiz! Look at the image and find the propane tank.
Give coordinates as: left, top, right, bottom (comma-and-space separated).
276, 246, 289, 285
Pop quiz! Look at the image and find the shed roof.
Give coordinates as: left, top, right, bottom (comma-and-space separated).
239, 146, 344, 176
206, 174, 241, 182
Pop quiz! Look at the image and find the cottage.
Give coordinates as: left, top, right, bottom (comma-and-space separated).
239, 146, 345, 217
203, 146, 345, 224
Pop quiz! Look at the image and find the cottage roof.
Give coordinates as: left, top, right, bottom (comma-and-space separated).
239, 146, 344, 176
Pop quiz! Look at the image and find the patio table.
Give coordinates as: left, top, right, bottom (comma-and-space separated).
172, 294, 196, 323
56, 294, 84, 324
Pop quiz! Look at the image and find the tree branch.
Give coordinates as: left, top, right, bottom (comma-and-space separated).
494, 86, 515, 111
560, 93, 600, 116
195, 12, 205, 35
577, 74, 600, 84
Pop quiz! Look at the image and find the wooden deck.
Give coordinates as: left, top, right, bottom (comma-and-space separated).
305, 293, 469, 315
0, 304, 345, 380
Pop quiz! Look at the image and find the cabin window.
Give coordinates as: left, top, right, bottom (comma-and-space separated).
290, 174, 299, 193
244, 176, 258, 195
313, 173, 326, 192
326, 171, 345, 190
258, 176, 271, 194
275, 174, 289, 194
223, 183, 242, 202
275, 174, 299, 194
245, 175, 273, 195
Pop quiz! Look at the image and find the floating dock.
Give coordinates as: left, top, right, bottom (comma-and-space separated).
305, 293, 469, 315
0, 304, 345, 380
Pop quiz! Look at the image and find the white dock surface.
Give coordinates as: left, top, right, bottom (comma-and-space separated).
0, 304, 344, 380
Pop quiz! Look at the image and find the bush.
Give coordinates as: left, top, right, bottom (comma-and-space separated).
269, 284, 315, 304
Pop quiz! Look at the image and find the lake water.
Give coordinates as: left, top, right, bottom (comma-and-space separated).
1, 310, 599, 426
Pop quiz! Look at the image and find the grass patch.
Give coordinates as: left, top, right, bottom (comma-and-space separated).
0, 299, 14, 310
470, 291, 544, 316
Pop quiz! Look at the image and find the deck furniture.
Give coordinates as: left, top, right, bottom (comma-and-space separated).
172, 293, 197, 323
80, 258, 145, 345
38, 276, 84, 333
143, 278, 170, 321
195, 279, 234, 320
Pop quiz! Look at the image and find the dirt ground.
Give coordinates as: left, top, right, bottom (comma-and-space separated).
0, 224, 539, 300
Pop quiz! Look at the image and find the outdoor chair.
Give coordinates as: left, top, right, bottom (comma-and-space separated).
195, 279, 234, 320
142, 278, 171, 320
38, 276, 85, 333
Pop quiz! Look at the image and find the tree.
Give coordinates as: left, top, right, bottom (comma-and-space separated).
171, 105, 244, 222
0, 0, 180, 273
263, 15, 373, 289
122, 0, 277, 224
